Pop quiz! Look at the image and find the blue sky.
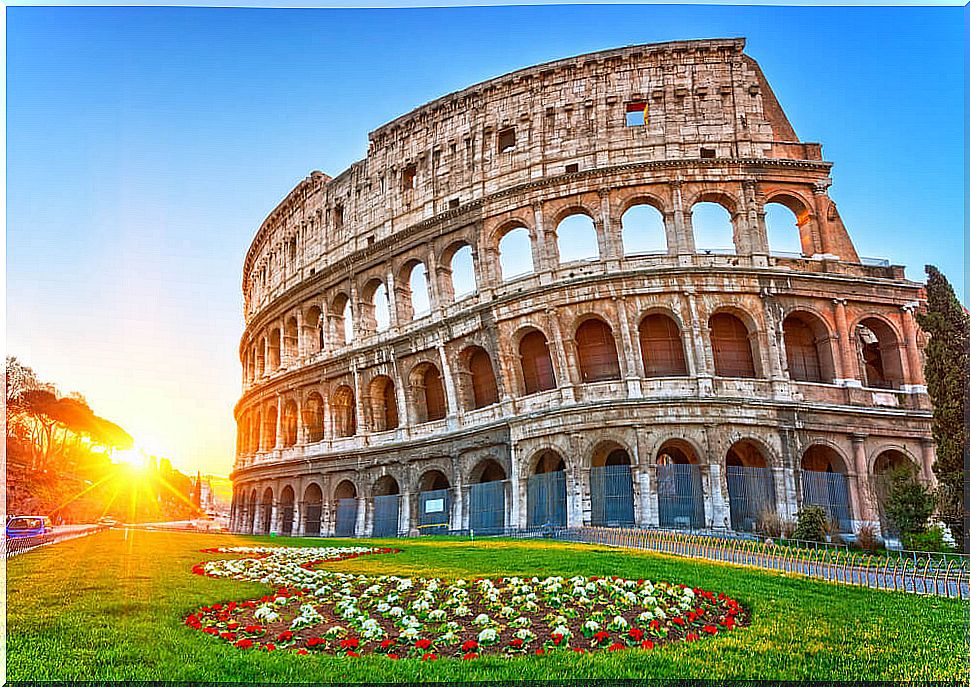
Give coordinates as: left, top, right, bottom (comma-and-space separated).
7, 4, 963, 475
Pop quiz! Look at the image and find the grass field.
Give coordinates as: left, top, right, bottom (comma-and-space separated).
5, 529, 964, 682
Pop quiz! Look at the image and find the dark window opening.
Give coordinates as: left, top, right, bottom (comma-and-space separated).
700, 148, 717, 159
402, 164, 417, 192
564, 163, 579, 174
334, 204, 344, 228
576, 319, 622, 382
449, 198, 460, 209
498, 127, 516, 153
519, 331, 556, 394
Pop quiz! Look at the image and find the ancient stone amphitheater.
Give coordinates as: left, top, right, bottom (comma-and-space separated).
229, 38, 935, 541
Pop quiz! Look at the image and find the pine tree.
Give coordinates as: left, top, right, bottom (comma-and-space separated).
914, 265, 968, 551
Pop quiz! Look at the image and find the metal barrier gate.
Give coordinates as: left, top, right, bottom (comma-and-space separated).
303, 502, 322, 536
590, 464, 634, 527
469, 480, 506, 534
657, 463, 705, 529
801, 470, 853, 532
372, 494, 400, 537
418, 488, 450, 534
527, 470, 566, 527
726, 465, 777, 532
335, 498, 358, 537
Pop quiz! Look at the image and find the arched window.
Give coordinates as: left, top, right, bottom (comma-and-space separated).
373, 283, 391, 332
412, 363, 447, 422
621, 204, 667, 255
465, 347, 499, 409
304, 306, 323, 355
710, 313, 756, 378
255, 339, 265, 377
556, 213, 599, 263
575, 318, 621, 382
372, 475, 401, 537
284, 317, 299, 361
856, 318, 904, 389
589, 442, 634, 527
331, 294, 352, 345
498, 227, 534, 281
368, 375, 399, 432
341, 299, 353, 344
250, 410, 261, 451
692, 202, 735, 253
519, 330, 556, 395
263, 404, 277, 449
268, 328, 281, 369
303, 392, 324, 442
765, 202, 804, 255
783, 313, 834, 383
333, 480, 358, 537
725, 439, 775, 532
468, 459, 507, 534
282, 400, 298, 447
302, 483, 323, 536
409, 263, 432, 318
527, 450, 567, 527
800, 445, 852, 533
279, 486, 295, 536
331, 385, 356, 437
873, 450, 920, 536
639, 313, 687, 376
450, 245, 477, 300
656, 439, 705, 529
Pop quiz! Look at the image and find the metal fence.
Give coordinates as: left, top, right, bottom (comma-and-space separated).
800, 470, 853, 533
527, 471, 566, 527
303, 502, 322, 536
726, 465, 777, 532
417, 488, 450, 534
3, 524, 108, 559
657, 463, 705, 529
590, 464, 635, 527
469, 480, 506, 534
372, 494, 400, 537
334, 498, 358, 537
555, 526, 969, 599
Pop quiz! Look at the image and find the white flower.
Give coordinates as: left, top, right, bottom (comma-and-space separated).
583, 620, 600, 633
551, 625, 571, 637
478, 628, 498, 644
428, 609, 447, 621
400, 626, 420, 640
253, 605, 279, 622
473, 613, 491, 626
388, 606, 404, 617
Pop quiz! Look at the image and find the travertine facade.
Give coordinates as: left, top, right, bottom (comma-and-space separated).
229, 39, 934, 540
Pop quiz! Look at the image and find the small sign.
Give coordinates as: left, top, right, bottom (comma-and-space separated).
424, 498, 444, 514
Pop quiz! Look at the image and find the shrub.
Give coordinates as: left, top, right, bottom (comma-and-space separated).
855, 525, 878, 552
792, 506, 828, 542
757, 510, 795, 539
903, 526, 956, 553
883, 467, 936, 537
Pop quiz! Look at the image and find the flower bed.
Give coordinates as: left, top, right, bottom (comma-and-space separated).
186, 546, 746, 659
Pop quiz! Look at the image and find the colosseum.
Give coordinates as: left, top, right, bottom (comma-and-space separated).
229, 38, 936, 542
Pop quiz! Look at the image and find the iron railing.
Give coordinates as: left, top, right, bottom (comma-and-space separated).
3, 524, 107, 559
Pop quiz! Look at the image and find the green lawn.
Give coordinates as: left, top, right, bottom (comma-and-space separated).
5, 529, 964, 682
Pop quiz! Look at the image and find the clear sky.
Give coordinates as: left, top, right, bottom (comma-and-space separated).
7, 4, 963, 477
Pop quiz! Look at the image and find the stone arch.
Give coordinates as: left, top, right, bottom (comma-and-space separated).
440, 239, 478, 303
262, 403, 278, 449
467, 457, 508, 534
782, 310, 836, 383
399, 258, 432, 321
247, 487, 258, 533
302, 391, 324, 443
333, 479, 359, 537
331, 292, 353, 345
526, 448, 568, 528
554, 211, 600, 263
334, 479, 358, 500
331, 384, 357, 437
260, 486, 274, 534
458, 345, 499, 410
709, 309, 760, 378
690, 192, 739, 253
283, 316, 299, 362
250, 409, 261, 451
656, 438, 706, 529
254, 337, 266, 377
279, 485, 295, 536
281, 399, 298, 447
638, 310, 688, 376
764, 192, 814, 256
267, 327, 281, 370
587, 439, 635, 528
871, 448, 921, 536
360, 277, 391, 334
495, 222, 536, 281
373, 474, 401, 496
854, 316, 905, 390
366, 375, 399, 432
575, 316, 621, 382
516, 327, 557, 395
409, 361, 447, 423
304, 304, 323, 355
725, 438, 776, 532
800, 443, 853, 532
620, 200, 668, 255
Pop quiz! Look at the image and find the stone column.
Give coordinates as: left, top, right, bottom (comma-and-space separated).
671, 180, 694, 257
295, 308, 304, 361
548, 308, 579, 391
355, 496, 367, 538
270, 501, 280, 535
386, 269, 399, 329
400, 489, 412, 536
919, 438, 937, 486
532, 201, 552, 272
643, 464, 659, 527
850, 434, 877, 529
686, 291, 714, 395
391, 351, 411, 431
614, 296, 642, 397
900, 304, 926, 391
437, 342, 460, 426
274, 394, 283, 450
293, 499, 303, 537
452, 461, 464, 532
833, 299, 860, 386
295, 397, 305, 445
427, 247, 442, 316
352, 363, 368, 434
598, 188, 619, 260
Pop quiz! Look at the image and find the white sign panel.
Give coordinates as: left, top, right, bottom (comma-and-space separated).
424, 498, 445, 514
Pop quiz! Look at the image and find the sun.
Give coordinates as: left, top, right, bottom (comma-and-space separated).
113, 447, 150, 470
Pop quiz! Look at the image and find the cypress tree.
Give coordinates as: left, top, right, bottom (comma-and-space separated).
914, 265, 968, 551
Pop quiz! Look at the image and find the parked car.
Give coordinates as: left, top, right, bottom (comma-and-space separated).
97, 517, 119, 527
6, 516, 53, 539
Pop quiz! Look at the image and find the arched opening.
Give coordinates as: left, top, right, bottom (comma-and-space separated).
621, 203, 667, 255
302, 483, 323, 537
361, 280, 391, 334
417, 470, 451, 534
331, 293, 353, 346
268, 328, 281, 370
783, 312, 835, 383
248, 489, 258, 534
725, 440, 776, 533
656, 440, 705, 529
527, 450, 567, 528
304, 305, 323, 355
250, 410, 261, 452
368, 375, 399, 432
372, 475, 401, 537
556, 213, 599, 263
331, 385, 357, 438
800, 445, 852, 533
691, 201, 735, 253
408, 262, 432, 318
302, 392, 324, 443
279, 486, 295, 536
519, 330, 556, 395
856, 318, 905, 389
468, 459, 507, 534
498, 226, 534, 281
462, 346, 499, 410
450, 244, 477, 301
639, 313, 688, 376
281, 400, 298, 447
255, 338, 265, 378
710, 312, 757, 378
590, 442, 635, 527
576, 318, 621, 382
765, 202, 806, 255
412, 362, 447, 423
333, 480, 358, 538
263, 404, 277, 450
260, 487, 274, 534
872, 449, 920, 537
284, 317, 299, 361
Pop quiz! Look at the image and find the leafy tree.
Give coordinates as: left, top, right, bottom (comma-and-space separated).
792, 506, 829, 542
884, 467, 936, 539
914, 265, 968, 551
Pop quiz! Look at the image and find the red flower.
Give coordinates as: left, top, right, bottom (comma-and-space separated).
203, 627, 219, 635
703, 625, 717, 635
381, 639, 396, 649
572, 648, 585, 654
672, 617, 686, 626
212, 603, 223, 611
296, 648, 308, 656
685, 632, 699, 642
422, 653, 438, 661
388, 653, 400, 660
641, 640, 655, 650
234, 639, 253, 649
696, 607, 705, 616
608, 642, 626, 652
264, 643, 276, 652
461, 640, 479, 651
340, 638, 360, 650
535, 648, 545, 655
462, 652, 478, 660
551, 633, 565, 645
278, 631, 294, 642
220, 632, 237, 641
346, 651, 360, 658
415, 639, 432, 650
509, 639, 524, 648
306, 637, 325, 648
686, 612, 697, 623
245, 625, 263, 634
649, 620, 661, 630
227, 622, 240, 630
628, 628, 644, 641
592, 631, 610, 644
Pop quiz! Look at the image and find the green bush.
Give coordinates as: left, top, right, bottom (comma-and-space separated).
792, 506, 828, 542
883, 467, 936, 537
903, 527, 956, 553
